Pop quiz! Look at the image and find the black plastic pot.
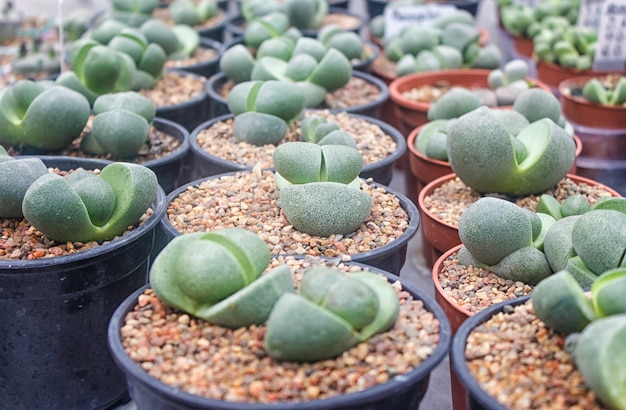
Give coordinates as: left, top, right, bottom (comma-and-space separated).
187, 111, 406, 185
0, 156, 167, 410
225, 7, 366, 40
157, 69, 211, 132
450, 296, 531, 410
108, 262, 451, 410
156, 172, 419, 275
172, 37, 223, 80
366, 0, 481, 18
205, 70, 389, 120
145, 117, 191, 193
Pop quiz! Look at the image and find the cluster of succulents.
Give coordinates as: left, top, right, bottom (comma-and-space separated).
581, 75, 626, 106
497, 0, 580, 39
0, 79, 157, 158
221, 39, 352, 107
0, 147, 158, 243
414, 86, 575, 167
241, 0, 330, 31
532, 20, 598, 69
531, 268, 626, 410
369, 9, 502, 76
150, 227, 399, 362
456, 195, 624, 286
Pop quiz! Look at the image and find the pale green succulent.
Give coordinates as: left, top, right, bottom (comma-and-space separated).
284, 0, 328, 30
264, 266, 399, 362
299, 115, 356, 147
168, 0, 218, 27
0, 148, 48, 218
227, 80, 306, 145
582, 76, 626, 106
531, 269, 626, 410
0, 80, 90, 151
22, 162, 158, 243
273, 141, 372, 237
81, 92, 156, 158
109, 0, 160, 27
149, 228, 294, 328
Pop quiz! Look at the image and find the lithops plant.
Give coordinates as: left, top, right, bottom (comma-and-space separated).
531, 269, 626, 410
81, 92, 156, 158
109, 0, 160, 27
581, 75, 626, 106
456, 196, 555, 285
149, 227, 294, 328
21, 162, 158, 243
317, 24, 364, 61
0, 80, 90, 151
168, 0, 219, 27
0, 147, 48, 218
446, 105, 576, 196
284, 0, 328, 30
264, 266, 399, 362
299, 115, 356, 147
273, 141, 372, 237
227, 80, 306, 145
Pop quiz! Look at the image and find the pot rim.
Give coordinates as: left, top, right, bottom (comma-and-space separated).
108, 260, 452, 409
431, 244, 473, 318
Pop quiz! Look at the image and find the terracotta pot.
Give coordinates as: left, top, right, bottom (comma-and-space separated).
406, 124, 584, 204
512, 35, 533, 58
536, 60, 626, 97
418, 172, 622, 269
558, 75, 626, 179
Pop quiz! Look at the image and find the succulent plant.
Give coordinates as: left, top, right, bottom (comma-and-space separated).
0, 147, 48, 218
149, 228, 294, 328
533, 23, 598, 69
383, 10, 503, 76
81, 92, 156, 158
284, 0, 328, 30
499, 0, 580, 38
446, 105, 576, 196
531, 268, 626, 410
458, 195, 625, 288
456, 197, 554, 285
0, 80, 90, 151
243, 11, 296, 50
21, 162, 158, 243
168, 0, 218, 27
581, 75, 626, 106
227, 80, 306, 145
109, 0, 160, 27
317, 24, 364, 61
299, 115, 356, 147
240, 0, 285, 21
264, 266, 399, 362
273, 141, 372, 237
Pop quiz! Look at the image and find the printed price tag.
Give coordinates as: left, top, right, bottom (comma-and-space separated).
593, 0, 626, 70
383, 4, 457, 42
577, 0, 605, 29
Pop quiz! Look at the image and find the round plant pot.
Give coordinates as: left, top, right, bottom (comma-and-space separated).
536, 60, 626, 97
366, 0, 481, 18
166, 37, 223, 80
225, 7, 366, 40
145, 117, 191, 193
156, 69, 211, 132
187, 112, 406, 186
156, 170, 420, 275
205, 70, 389, 120
108, 262, 451, 410
418, 172, 621, 269
558, 74, 626, 180
0, 156, 166, 410
406, 124, 584, 203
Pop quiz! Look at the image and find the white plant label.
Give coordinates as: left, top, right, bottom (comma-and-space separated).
383, 4, 457, 42
577, 0, 605, 29
592, 0, 626, 70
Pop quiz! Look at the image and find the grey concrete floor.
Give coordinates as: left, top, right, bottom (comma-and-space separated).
15, 0, 505, 408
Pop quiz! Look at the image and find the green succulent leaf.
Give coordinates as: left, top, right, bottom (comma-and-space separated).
0, 156, 48, 218
22, 162, 157, 243
591, 268, 626, 317
0, 81, 90, 151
